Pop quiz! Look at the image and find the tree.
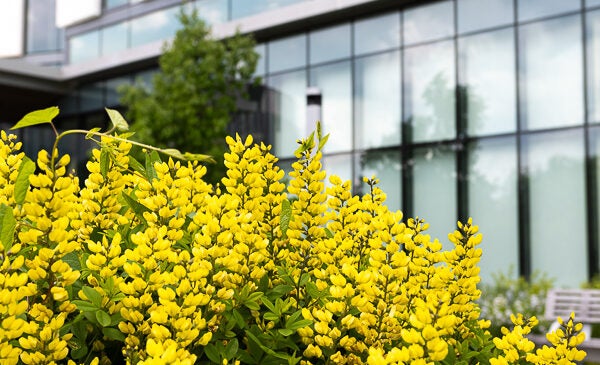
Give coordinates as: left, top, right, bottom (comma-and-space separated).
120, 9, 259, 183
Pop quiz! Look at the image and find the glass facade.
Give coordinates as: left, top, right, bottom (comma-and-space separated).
10, 0, 600, 286
27, 0, 64, 54
255, 1, 600, 285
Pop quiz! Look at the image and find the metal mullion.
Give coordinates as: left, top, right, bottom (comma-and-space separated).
400, 10, 413, 219
454, 0, 468, 224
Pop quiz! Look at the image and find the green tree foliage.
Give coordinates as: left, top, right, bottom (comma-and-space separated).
120, 9, 258, 183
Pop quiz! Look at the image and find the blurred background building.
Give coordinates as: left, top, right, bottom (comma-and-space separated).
0, 0, 598, 286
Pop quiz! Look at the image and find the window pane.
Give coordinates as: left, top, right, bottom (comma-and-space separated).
309, 24, 351, 65
268, 70, 306, 157
457, 0, 513, 34
354, 12, 400, 56
106, 76, 131, 106
588, 9, 600, 123
354, 51, 401, 149
80, 82, 104, 112
195, 0, 228, 25
358, 150, 402, 212
588, 0, 600, 8
105, 0, 127, 9
591, 128, 600, 272
268, 34, 306, 74
102, 22, 128, 56
468, 137, 518, 283
413, 146, 456, 247
404, 0, 454, 45
310, 61, 352, 153
0, 0, 24, 57
231, 0, 305, 19
323, 154, 352, 187
69, 31, 100, 63
518, 0, 580, 22
405, 41, 455, 143
519, 15, 583, 130
525, 130, 587, 287
254, 44, 266, 76
131, 6, 180, 48
459, 29, 516, 136
27, 0, 63, 53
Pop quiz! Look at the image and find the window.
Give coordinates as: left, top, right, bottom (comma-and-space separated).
309, 24, 351, 65
404, 0, 454, 45
358, 150, 402, 212
354, 12, 401, 56
27, 0, 63, 54
69, 31, 100, 63
101, 22, 129, 56
131, 6, 180, 47
518, 0, 580, 22
457, 0, 513, 34
268, 34, 306, 74
588, 9, 600, 123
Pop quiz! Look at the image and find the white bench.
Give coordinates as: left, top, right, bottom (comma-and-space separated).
529, 289, 600, 362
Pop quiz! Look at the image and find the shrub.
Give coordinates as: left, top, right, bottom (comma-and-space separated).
0, 108, 589, 364
478, 268, 554, 337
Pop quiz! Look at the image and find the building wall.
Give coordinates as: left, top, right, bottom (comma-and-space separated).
3, 0, 600, 286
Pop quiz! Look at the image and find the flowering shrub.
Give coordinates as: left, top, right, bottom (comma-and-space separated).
478, 268, 554, 337
0, 108, 589, 364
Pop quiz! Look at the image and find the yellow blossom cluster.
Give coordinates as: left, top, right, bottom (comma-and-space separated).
0, 125, 589, 365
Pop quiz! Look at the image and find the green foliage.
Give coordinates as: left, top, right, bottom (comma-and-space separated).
119, 9, 258, 184
478, 267, 554, 336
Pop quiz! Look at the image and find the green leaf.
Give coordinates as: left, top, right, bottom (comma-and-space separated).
71, 300, 98, 312
11, 106, 59, 130
261, 297, 276, 313
286, 319, 312, 331
95, 310, 111, 327
105, 108, 130, 132
232, 309, 246, 328
225, 338, 239, 359
280, 199, 291, 239
324, 227, 334, 239
102, 327, 126, 341
85, 127, 101, 139
264, 312, 279, 322
14, 157, 35, 205
318, 133, 330, 152
244, 300, 260, 311
71, 345, 88, 360
161, 148, 185, 160
128, 155, 146, 175
82, 286, 103, 308
100, 149, 110, 178
145, 151, 160, 182
0, 204, 16, 250
278, 328, 294, 337
121, 193, 151, 223
204, 344, 221, 363
62, 251, 82, 271
183, 152, 216, 163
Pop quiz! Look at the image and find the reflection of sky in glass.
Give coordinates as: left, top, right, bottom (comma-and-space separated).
460, 29, 516, 136
268, 34, 306, 74
355, 51, 401, 149
268, 70, 306, 158
518, 0, 580, 22
310, 61, 352, 153
354, 12, 400, 56
195, 0, 228, 25
520, 15, 583, 130
231, 0, 307, 19
404, 0, 453, 45
526, 130, 587, 287
322, 154, 352, 188
102, 22, 128, 56
589, 0, 600, 7
468, 137, 518, 283
588, 10, 600, 123
131, 6, 180, 47
70, 31, 100, 63
359, 151, 402, 211
457, 0, 513, 34
413, 147, 456, 248
405, 41, 455, 142
309, 24, 351, 65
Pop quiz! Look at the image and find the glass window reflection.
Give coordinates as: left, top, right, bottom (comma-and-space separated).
323, 154, 353, 187
412, 146, 456, 248
525, 130, 587, 287
309, 24, 351, 65
354, 51, 401, 149
80, 82, 104, 112
131, 6, 180, 48
457, 0, 513, 34
105, 0, 128, 9
254, 44, 266, 77
354, 12, 400, 56
405, 41, 455, 143
310, 61, 352, 153
519, 15, 583, 130
268, 70, 307, 157
69, 31, 100, 63
106, 76, 131, 107
459, 29, 516, 136
518, 0, 580, 22
404, 0, 454, 45
467, 137, 518, 283
231, 0, 305, 19
195, 0, 228, 25
27, 0, 63, 53
268, 34, 306, 74
589, 0, 600, 8
358, 150, 402, 211
588, 9, 600, 123
102, 22, 128, 56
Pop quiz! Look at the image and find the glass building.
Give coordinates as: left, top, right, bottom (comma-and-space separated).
1, 0, 599, 286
